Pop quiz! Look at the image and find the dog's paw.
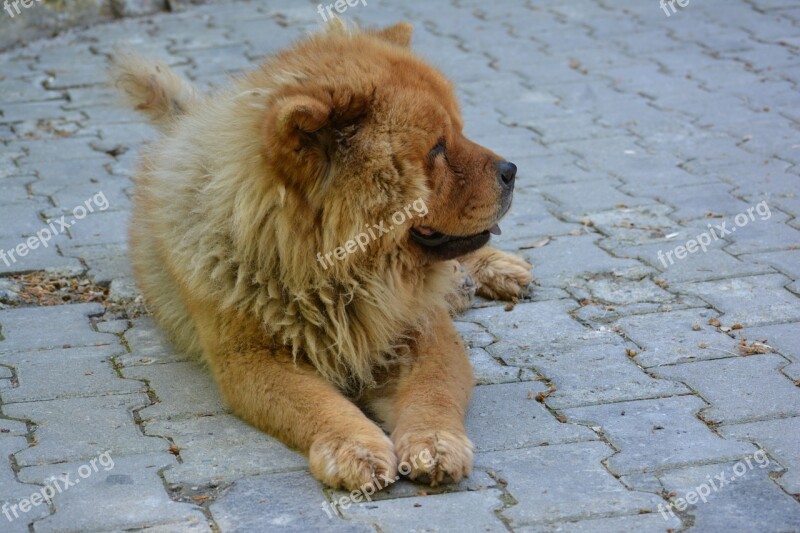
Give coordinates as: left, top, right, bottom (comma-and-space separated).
309, 429, 397, 491
445, 262, 476, 315
471, 250, 533, 301
393, 427, 473, 486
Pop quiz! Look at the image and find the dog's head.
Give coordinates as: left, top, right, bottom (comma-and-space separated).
259, 21, 515, 265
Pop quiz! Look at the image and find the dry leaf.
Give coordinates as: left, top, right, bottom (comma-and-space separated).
737, 339, 771, 355
520, 237, 550, 249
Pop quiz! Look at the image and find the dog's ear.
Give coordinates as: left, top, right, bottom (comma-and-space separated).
265, 92, 368, 183
373, 22, 413, 48
273, 95, 330, 140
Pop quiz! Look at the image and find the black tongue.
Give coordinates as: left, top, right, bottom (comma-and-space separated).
489, 224, 502, 235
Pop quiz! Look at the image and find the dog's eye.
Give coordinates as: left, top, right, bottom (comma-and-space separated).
429, 139, 446, 160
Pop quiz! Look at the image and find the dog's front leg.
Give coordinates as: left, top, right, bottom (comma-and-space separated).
389, 307, 475, 485
195, 311, 396, 491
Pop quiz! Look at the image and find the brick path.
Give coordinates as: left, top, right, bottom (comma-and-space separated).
1, 1, 799, 531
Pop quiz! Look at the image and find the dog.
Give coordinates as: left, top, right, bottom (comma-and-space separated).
111, 21, 532, 491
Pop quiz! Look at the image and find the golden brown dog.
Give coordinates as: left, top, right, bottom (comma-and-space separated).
112, 21, 532, 491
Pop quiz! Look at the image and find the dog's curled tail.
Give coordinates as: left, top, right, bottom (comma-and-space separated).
109, 52, 201, 131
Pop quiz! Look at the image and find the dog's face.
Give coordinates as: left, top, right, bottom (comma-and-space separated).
261, 22, 515, 264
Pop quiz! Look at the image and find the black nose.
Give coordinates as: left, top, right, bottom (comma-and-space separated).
498, 161, 517, 189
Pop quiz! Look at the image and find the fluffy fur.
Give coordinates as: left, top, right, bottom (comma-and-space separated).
112, 20, 532, 490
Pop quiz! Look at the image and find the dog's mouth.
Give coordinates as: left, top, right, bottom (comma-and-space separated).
410, 224, 501, 260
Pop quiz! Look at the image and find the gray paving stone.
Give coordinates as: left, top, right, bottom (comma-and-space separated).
464, 300, 603, 365
0, 304, 112, 355
345, 489, 506, 532
1, 345, 141, 404
477, 442, 665, 528
516, 235, 646, 288
15, 138, 104, 163
562, 396, 756, 475
123, 362, 227, 421
0, 418, 28, 436
119, 317, 190, 367
330, 468, 498, 504
676, 274, 800, 327
540, 181, 646, 218
650, 182, 755, 221
0, 435, 41, 506
1, 0, 800, 530
5, 394, 167, 466
610, 240, 774, 284
656, 461, 800, 532
722, 211, 800, 255
60, 211, 129, 248
0, 101, 80, 124
95, 319, 129, 335
515, 339, 690, 409
580, 204, 679, 247
466, 382, 596, 451
742, 322, 800, 364
654, 355, 800, 424
211, 470, 372, 532
19, 453, 207, 533
66, 243, 133, 286
742, 249, 800, 281
721, 417, 800, 494
468, 347, 530, 385
146, 414, 306, 486
616, 308, 749, 368
518, 513, 681, 533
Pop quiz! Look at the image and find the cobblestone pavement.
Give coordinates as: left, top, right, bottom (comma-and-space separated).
1, 0, 800, 531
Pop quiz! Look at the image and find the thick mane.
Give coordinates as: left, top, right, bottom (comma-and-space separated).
141, 28, 457, 390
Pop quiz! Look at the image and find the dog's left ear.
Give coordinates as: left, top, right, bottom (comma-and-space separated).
264, 92, 368, 184
373, 22, 413, 48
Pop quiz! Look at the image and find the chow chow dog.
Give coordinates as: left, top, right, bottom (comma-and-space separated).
112, 21, 532, 491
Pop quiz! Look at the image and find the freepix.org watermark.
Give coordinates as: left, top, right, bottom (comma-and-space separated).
658, 450, 770, 520
660, 0, 690, 17
0, 191, 109, 268
321, 448, 434, 518
3, 0, 42, 18
316, 198, 428, 270
2, 450, 114, 523
657, 201, 771, 269
317, 0, 367, 22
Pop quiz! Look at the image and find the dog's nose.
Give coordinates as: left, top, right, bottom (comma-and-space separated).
497, 161, 517, 189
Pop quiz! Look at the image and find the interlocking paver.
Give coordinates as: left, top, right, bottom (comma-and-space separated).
563, 396, 755, 475
146, 414, 307, 486
19, 454, 208, 533
676, 274, 800, 327
478, 441, 666, 528
212, 471, 372, 532
721, 417, 800, 494
466, 382, 596, 450
656, 461, 800, 533
6, 394, 167, 467
1, 0, 799, 530
653, 354, 800, 424
1, 345, 141, 404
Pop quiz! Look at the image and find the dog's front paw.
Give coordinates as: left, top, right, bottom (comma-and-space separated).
392, 427, 473, 486
470, 249, 533, 301
445, 262, 476, 314
309, 429, 397, 491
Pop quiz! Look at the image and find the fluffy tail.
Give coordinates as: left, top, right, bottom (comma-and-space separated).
109, 52, 201, 131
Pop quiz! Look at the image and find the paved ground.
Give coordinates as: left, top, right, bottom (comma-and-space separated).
1, 0, 799, 531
